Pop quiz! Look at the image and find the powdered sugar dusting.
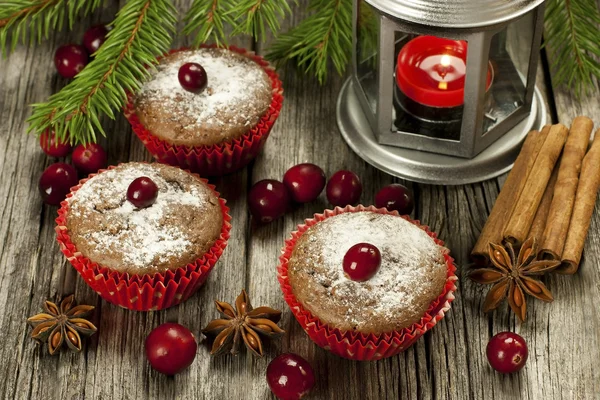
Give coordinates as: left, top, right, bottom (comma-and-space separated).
68, 164, 210, 269
137, 48, 271, 128
302, 212, 446, 325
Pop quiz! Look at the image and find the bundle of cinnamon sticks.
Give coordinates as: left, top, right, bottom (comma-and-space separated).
472, 117, 600, 274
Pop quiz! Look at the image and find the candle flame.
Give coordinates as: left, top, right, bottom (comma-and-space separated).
440, 55, 451, 67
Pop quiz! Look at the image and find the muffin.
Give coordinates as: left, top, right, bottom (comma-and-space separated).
134, 48, 272, 146
125, 46, 284, 176
288, 211, 447, 334
278, 205, 456, 360
56, 162, 231, 310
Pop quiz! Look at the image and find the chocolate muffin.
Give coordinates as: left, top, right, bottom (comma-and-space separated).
66, 162, 223, 275
287, 211, 447, 334
133, 48, 273, 147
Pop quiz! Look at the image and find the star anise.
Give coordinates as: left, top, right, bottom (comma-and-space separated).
27, 295, 97, 355
469, 237, 559, 321
202, 290, 284, 357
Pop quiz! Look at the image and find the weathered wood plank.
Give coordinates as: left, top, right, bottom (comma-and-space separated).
0, 29, 96, 400
536, 46, 600, 399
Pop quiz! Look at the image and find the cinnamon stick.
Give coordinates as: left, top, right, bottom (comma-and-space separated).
559, 128, 600, 274
503, 124, 569, 246
470, 126, 548, 264
540, 117, 593, 259
527, 162, 559, 244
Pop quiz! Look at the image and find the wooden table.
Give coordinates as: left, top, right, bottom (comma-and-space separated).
1, 2, 599, 399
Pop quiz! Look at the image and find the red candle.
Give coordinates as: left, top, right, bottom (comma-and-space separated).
396, 36, 493, 108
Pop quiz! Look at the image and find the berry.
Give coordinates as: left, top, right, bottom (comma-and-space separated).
486, 332, 528, 374
72, 143, 107, 175
267, 353, 315, 400
145, 323, 197, 375
326, 170, 362, 206
375, 183, 414, 215
127, 177, 159, 208
83, 25, 109, 54
283, 163, 326, 203
38, 163, 78, 206
39, 130, 72, 158
178, 63, 207, 93
54, 44, 88, 78
343, 243, 381, 281
248, 179, 290, 223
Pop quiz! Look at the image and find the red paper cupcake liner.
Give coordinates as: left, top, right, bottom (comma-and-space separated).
124, 45, 284, 176
55, 164, 232, 311
277, 205, 458, 361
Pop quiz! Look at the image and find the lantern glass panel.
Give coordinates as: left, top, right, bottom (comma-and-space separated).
391, 32, 467, 141
356, 1, 379, 114
483, 10, 535, 134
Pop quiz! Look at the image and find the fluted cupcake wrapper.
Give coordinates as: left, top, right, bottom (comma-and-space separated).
124, 45, 284, 177
55, 164, 232, 311
277, 205, 458, 361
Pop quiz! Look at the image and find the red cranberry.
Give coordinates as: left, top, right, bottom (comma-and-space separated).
38, 163, 78, 206
145, 323, 197, 375
248, 179, 290, 223
54, 44, 88, 78
178, 63, 207, 93
375, 183, 414, 215
39, 130, 72, 158
72, 143, 107, 175
486, 332, 528, 374
326, 170, 362, 207
267, 353, 315, 400
83, 25, 109, 54
343, 243, 381, 281
283, 163, 326, 203
127, 177, 159, 208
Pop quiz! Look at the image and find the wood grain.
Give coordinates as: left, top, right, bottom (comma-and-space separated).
0, 1, 599, 399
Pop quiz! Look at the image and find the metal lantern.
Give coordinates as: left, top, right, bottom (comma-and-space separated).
337, 0, 548, 184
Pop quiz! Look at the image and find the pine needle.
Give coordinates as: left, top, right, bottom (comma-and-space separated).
26, 0, 177, 145
228, 0, 292, 41
182, 0, 236, 46
266, 0, 352, 84
0, 0, 104, 55
545, 0, 600, 95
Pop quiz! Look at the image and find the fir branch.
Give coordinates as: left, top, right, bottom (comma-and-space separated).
0, 0, 103, 54
229, 0, 292, 41
266, 0, 352, 84
26, 0, 177, 145
545, 0, 600, 94
182, 0, 235, 46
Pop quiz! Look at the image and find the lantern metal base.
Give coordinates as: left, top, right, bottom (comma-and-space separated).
336, 78, 547, 185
